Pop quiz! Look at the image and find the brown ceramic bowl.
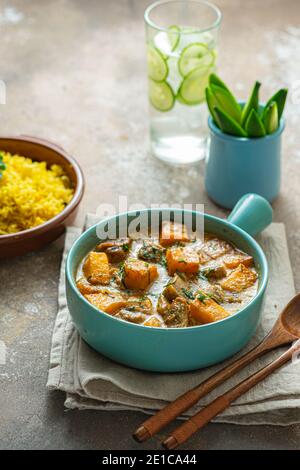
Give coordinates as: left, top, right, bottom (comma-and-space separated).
0, 135, 84, 258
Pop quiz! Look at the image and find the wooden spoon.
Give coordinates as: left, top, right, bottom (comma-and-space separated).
133, 293, 300, 444
163, 338, 300, 449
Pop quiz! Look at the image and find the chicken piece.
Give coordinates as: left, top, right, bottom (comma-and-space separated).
123, 258, 158, 290
84, 292, 126, 314
221, 264, 257, 292
163, 297, 189, 328
202, 284, 225, 303
143, 316, 163, 327
96, 238, 131, 263
202, 238, 233, 260
163, 273, 188, 301
138, 241, 165, 263
157, 293, 171, 316
163, 283, 179, 301
126, 296, 153, 315
115, 309, 146, 324
200, 263, 227, 280
203, 284, 242, 304
190, 295, 230, 324
198, 249, 212, 264
166, 247, 199, 276
76, 277, 104, 295
223, 255, 253, 269
159, 221, 189, 247
83, 252, 110, 285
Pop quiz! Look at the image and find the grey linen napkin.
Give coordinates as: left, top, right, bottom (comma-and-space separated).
47, 215, 300, 425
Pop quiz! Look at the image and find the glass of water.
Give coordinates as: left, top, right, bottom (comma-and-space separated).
144, 0, 222, 165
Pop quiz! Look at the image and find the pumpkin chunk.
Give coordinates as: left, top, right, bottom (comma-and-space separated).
84, 292, 126, 313
159, 221, 189, 247
190, 296, 230, 324
223, 255, 253, 269
221, 264, 257, 292
83, 252, 110, 285
202, 238, 233, 259
143, 316, 163, 327
166, 247, 199, 276
123, 258, 158, 290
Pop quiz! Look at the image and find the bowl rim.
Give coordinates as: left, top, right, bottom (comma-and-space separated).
0, 135, 84, 242
66, 208, 269, 332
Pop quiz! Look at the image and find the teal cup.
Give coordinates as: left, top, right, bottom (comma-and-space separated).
205, 113, 285, 209
66, 194, 272, 372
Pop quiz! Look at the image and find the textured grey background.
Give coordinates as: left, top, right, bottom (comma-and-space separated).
0, 0, 300, 449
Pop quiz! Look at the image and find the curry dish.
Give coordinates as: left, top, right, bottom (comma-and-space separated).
76, 222, 259, 328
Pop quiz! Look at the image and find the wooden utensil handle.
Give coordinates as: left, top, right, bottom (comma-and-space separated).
163, 341, 300, 449
133, 330, 289, 443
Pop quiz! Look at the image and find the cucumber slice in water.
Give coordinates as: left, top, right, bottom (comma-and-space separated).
149, 79, 175, 111
176, 92, 187, 105
178, 66, 211, 105
153, 25, 180, 57
168, 25, 180, 51
178, 42, 215, 77
147, 45, 168, 82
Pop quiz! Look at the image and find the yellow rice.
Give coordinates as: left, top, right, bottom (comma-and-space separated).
0, 152, 74, 235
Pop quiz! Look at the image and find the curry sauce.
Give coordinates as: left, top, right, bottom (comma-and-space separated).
76, 222, 259, 328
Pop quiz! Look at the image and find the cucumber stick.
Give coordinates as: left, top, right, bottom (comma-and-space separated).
241, 81, 261, 127
214, 107, 247, 137
209, 73, 231, 92
210, 84, 242, 124
205, 87, 221, 125
264, 88, 288, 121
245, 109, 266, 137
263, 101, 278, 134
209, 73, 241, 114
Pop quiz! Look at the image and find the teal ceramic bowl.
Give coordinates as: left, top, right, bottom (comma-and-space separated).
66, 194, 272, 372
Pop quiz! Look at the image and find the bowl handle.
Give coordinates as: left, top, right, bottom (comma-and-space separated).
227, 193, 273, 237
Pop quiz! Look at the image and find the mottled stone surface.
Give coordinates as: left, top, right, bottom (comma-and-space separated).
0, 0, 300, 450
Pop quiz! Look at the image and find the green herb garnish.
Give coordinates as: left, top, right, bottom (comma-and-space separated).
122, 243, 129, 252
160, 255, 167, 268
182, 288, 195, 300
197, 291, 209, 303
0, 152, 6, 178
118, 262, 125, 277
